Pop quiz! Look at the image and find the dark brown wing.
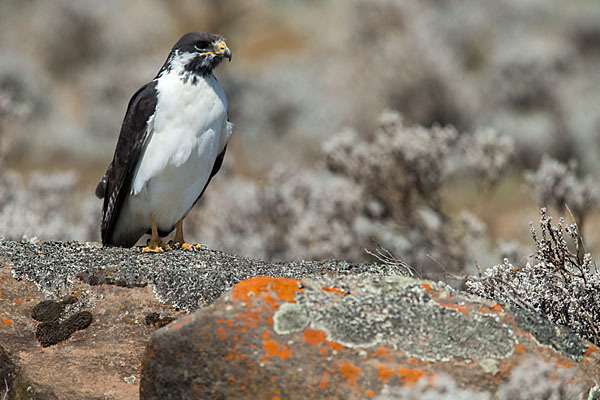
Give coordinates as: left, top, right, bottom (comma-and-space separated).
99, 80, 158, 245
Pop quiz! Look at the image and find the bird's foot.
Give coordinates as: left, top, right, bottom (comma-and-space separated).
170, 241, 206, 251
142, 240, 172, 253
171, 241, 194, 251
194, 243, 208, 251
180, 243, 194, 251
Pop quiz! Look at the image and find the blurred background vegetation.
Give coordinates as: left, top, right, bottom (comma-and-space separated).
1, 0, 600, 283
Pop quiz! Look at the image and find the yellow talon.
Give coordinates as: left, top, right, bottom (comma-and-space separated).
143, 217, 198, 252
180, 243, 195, 252
172, 218, 195, 251
142, 216, 169, 253
142, 242, 164, 253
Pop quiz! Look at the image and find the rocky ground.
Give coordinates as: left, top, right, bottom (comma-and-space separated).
0, 241, 598, 399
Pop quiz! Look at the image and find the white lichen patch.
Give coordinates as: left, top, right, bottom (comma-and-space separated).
273, 303, 310, 335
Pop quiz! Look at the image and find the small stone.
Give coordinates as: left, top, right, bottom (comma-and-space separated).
31, 300, 64, 323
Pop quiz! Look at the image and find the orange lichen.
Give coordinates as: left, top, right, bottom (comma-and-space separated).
366, 390, 375, 398
304, 329, 327, 346
236, 310, 261, 329
167, 316, 193, 331
262, 331, 292, 361
435, 301, 468, 316
327, 341, 345, 351
584, 346, 598, 357
14, 299, 21, 304
217, 326, 227, 341
225, 349, 247, 361
1, 319, 13, 326
340, 363, 361, 387
261, 293, 279, 310
479, 304, 505, 314
421, 283, 469, 315
556, 359, 573, 368
377, 365, 395, 383
232, 277, 303, 305
373, 349, 389, 359
397, 368, 426, 386
514, 344, 525, 353
321, 286, 346, 296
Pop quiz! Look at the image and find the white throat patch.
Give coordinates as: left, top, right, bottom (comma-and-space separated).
160, 51, 195, 79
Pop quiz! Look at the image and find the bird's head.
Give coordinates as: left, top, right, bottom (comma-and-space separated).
165, 32, 231, 79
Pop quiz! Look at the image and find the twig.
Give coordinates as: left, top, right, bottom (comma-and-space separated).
565, 202, 597, 273
365, 242, 419, 278
585, 312, 600, 347
2, 378, 9, 400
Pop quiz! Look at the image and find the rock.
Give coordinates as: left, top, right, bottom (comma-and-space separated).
0, 240, 409, 399
2, 240, 598, 398
0, 253, 185, 399
140, 276, 600, 399
1, 241, 408, 312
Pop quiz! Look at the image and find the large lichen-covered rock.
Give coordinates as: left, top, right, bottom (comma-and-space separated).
140, 276, 600, 399
0, 240, 409, 399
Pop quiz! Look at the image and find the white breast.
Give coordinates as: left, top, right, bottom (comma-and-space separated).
111, 70, 231, 243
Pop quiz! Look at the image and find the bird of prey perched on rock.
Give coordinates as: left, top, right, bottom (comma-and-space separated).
95, 32, 232, 253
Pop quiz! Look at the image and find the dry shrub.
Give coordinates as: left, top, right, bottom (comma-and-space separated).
0, 89, 31, 167
190, 110, 515, 281
0, 89, 98, 243
0, 171, 99, 243
467, 208, 600, 345
524, 156, 599, 229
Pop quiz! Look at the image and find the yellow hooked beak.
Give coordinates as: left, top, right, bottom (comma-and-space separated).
202, 41, 232, 61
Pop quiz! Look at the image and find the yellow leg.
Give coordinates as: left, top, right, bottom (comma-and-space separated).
172, 218, 194, 251
142, 217, 170, 253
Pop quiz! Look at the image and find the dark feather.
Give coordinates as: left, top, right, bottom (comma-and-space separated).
99, 80, 158, 245
95, 161, 112, 199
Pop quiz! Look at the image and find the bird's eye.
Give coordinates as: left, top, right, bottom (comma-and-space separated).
194, 42, 209, 51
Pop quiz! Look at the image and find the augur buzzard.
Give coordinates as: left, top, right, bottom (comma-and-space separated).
96, 32, 232, 252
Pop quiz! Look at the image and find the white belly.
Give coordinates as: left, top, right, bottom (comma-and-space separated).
111, 71, 230, 244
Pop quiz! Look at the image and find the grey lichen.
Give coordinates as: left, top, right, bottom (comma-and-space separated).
510, 306, 587, 361
273, 303, 310, 335
1, 240, 410, 312
277, 275, 516, 362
